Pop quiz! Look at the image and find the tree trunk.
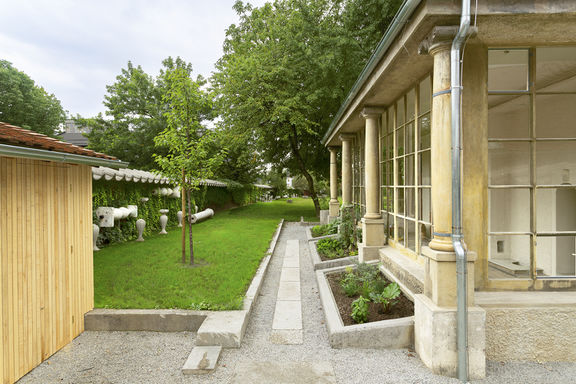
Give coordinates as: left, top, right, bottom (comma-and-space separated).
288, 128, 321, 217
186, 188, 194, 265
181, 170, 186, 264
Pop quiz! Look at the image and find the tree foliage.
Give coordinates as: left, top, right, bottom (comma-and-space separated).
212, 0, 402, 216
0, 60, 66, 136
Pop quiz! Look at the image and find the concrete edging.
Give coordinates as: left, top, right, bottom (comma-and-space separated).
85, 219, 286, 338
316, 264, 414, 349
308, 238, 357, 271
305, 225, 338, 242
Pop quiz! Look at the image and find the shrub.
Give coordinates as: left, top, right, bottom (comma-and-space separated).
311, 222, 338, 237
351, 296, 370, 324
316, 237, 345, 259
340, 269, 361, 297
369, 283, 401, 314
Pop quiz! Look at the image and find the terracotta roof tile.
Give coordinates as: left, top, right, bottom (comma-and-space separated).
0, 122, 117, 160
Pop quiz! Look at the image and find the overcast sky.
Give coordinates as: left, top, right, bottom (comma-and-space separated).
1, 0, 267, 118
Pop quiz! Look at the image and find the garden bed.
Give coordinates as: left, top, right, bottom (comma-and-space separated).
308, 238, 357, 270
316, 264, 414, 349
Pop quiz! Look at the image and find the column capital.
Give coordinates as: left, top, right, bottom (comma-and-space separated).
338, 133, 355, 142
418, 26, 459, 56
327, 146, 339, 153
360, 106, 386, 120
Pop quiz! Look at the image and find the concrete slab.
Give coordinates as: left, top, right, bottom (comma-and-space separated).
280, 267, 300, 282
230, 361, 336, 384
277, 281, 301, 301
272, 300, 302, 330
196, 311, 248, 348
282, 256, 300, 268
182, 346, 222, 374
269, 329, 304, 345
84, 309, 207, 332
285, 239, 300, 258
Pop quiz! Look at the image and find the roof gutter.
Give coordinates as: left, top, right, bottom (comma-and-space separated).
0, 144, 129, 169
321, 0, 423, 145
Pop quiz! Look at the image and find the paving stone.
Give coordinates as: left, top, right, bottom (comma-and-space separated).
282, 256, 300, 268
182, 346, 222, 374
269, 329, 303, 345
280, 267, 300, 282
272, 300, 302, 330
277, 281, 301, 301
230, 361, 336, 384
285, 239, 300, 258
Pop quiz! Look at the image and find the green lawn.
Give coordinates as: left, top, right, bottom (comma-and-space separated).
93, 198, 316, 310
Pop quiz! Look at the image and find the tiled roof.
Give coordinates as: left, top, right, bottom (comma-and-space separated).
0, 122, 116, 160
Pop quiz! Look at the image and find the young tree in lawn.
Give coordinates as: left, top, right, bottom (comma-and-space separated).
154, 65, 224, 265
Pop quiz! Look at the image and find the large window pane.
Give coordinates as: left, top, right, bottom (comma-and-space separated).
536, 235, 576, 277
405, 155, 415, 186
419, 151, 431, 185
536, 47, 576, 92
536, 188, 576, 232
419, 113, 431, 149
488, 49, 529, 91
419, 76, 431, 113
536, 141, 576, 185
488, 235, 532, 278
489, 142, 531, 185
536, 94, 576, 138
490, 189, 531, 232
406, 187, 415, 219
419, 187, 431, 223
406, 219, 416, 251
405, 122, 415, 154
397, 218, 405, 246
407, 89, 416, 122
397, 157, 404, 186
397, 188, 404, 215
396, 126, 404, 156
488, 95, 530, 139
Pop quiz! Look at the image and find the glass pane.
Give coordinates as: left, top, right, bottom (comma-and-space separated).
387, 187, 394, 212
536, 47, 576, 93
488, 95, 530, 139
407, 89, 416, 122
536, 94, 576, 138
406, 187, 415, 219
419, 113, 431, 150
488, 49, 529, 91
419, 187, 431, 223
489, 141, 530, 185
396, 126, 404, 156
382, 188, 388, 213
536, 141, 576, 185
405, 122, 415, 154
489, 189, 531, 232
488, 235, 532, 279
387, 134, 394, 160
406, 219, 416, 251
537, 188, 576, 232
397, 217, 405, 246
419, 151, 431, 186
537, 235, 576, 277
397, 97, 405, 126
419, 223, 432, 250
397, 157, 405, 186
419, 76, 431, 114
406, 155, 415, 186
397, 188, 404, 215
383, 212, 390, 237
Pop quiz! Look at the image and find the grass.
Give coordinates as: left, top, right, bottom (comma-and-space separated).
93, 198, 316, 310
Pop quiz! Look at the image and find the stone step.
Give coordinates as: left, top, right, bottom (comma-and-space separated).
182, 345, 222, 374
196, 311, 248, 348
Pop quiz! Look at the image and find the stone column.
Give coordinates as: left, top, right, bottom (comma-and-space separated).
414, 27, 485, 380
339, 134, 354, 206
328, 147, 340, 219
358, 107, 385, 262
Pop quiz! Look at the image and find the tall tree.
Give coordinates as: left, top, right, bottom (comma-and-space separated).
213, 0, 401, 216
154, 62, 224, 265
0, 60, 66, 136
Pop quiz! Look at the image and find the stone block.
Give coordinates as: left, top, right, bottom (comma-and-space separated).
196, 311, 248, 348
414, 294, 486, 379
358, 243, 381, 262
277, 281, 301, 301
84, 309, 207, 332
182, 346, 222, 374
272, 300, 302, 330
280, 267, 300, 282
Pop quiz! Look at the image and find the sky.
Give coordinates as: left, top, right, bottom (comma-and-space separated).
1, 0, 267, 118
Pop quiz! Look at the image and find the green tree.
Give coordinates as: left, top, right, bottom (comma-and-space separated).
213, 0, 401, 216
0, 60, 66, 136
154, 63, 224, 265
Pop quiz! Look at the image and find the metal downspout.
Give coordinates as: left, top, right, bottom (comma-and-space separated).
451, 0, 472, 382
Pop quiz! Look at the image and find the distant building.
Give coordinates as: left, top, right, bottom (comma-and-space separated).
60, 119, 90, 147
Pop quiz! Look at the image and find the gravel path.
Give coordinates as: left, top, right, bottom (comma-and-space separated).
18, 222, 576, 383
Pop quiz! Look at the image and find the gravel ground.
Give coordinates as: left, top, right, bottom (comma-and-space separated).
18, 222, 576, 384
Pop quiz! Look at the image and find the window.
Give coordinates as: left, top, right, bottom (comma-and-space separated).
381, 75, 432, 256
353, 131, 365, 218
488, 47, 576, 279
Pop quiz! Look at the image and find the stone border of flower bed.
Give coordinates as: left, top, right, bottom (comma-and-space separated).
85, 219, 285, 344
316, 263, 414, 349
308, 238, 357, 271
305, 224, 339, 242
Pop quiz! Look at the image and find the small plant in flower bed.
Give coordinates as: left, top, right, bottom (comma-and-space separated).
316, 237, 357, 260
311, 221, 338, 238
327, 262, 414, 325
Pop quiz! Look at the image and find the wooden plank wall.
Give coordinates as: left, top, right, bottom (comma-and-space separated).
0, 156, 94, 384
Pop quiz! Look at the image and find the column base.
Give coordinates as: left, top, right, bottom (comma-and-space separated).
319, 210, 330, 225
358, 244, 384, 262
358, 218, 386, 262
414, 294, 486, 379
329, 200, 340, 219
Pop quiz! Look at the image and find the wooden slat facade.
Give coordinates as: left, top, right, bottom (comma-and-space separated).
0, 156, 93, 384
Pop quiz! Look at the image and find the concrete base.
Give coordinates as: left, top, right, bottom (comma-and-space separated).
414, 294, 486, 379
358, 243, 381, 262
320, 210, 330, 225
84, 309, 207, 332
329, 201, 340, 219
182, 346, 222, 374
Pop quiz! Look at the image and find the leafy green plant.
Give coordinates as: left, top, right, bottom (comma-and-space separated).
340, 270, 361, 297
316, 237, 345, 259
351, 296, 370, 324
311, 221, 338, 238
369, 283, 401, 314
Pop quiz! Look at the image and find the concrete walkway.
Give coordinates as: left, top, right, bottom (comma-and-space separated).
18, 222, 576, 384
